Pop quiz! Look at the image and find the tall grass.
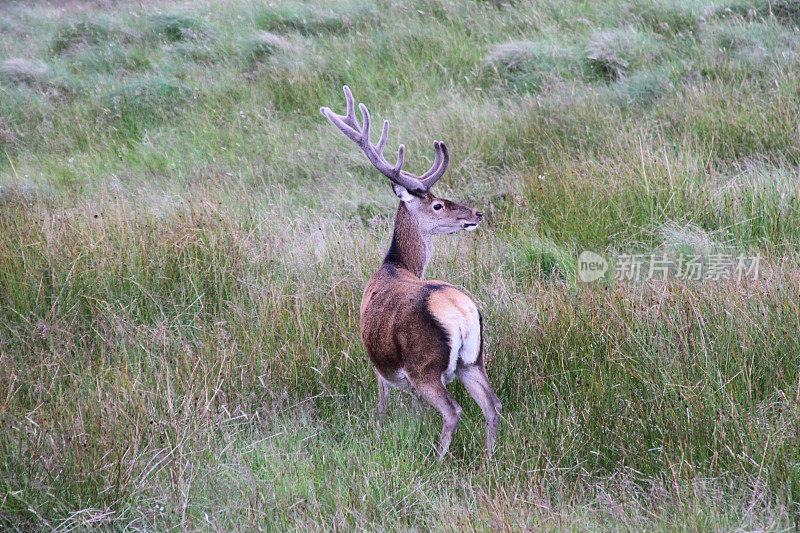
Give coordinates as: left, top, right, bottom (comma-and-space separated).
1, 0, 799, 529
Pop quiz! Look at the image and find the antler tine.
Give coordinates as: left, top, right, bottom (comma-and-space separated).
420, 141, 449, 189
321, 85, 448, 195
422, 142, 443, 179
358, 103, 371, 149
417, 141, 444, 181
394, 144, 405, 174
406, 141, 449, 189
343, 85, 358, 128
376, 120, 389, 155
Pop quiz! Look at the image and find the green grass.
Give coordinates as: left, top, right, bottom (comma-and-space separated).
1, 0, 799, 530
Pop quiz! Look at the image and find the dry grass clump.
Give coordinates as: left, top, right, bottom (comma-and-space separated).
604, 68, 673, 108
0, 58, 51, 88
147, 14, 213, 43
709, 161, 800, 220
659, 220, 719, 259
633, 0, 700, 35
706, 20, 793, 53
507, 232, 574, 284
253, 0, 376, 36
484, 40, 579, 91
486, 41, 549, 71
0, 120, 20, 150
242, 31, 298, 68
0, 14, 22, 35
695, 19, 800, 84
100, 78, 192, 138
584, 29, 637, 80
708, 0, 800, 26
102, 78, 190, 111
50, 21, 113, 54
70, 45, 153, 77
584, 28, 669, 82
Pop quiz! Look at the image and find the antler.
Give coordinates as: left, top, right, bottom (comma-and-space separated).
320, 85, 449, 195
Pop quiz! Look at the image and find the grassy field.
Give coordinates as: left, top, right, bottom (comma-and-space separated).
1, 0, 800, 529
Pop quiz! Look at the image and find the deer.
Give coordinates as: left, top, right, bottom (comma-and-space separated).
320, 86, 501, 461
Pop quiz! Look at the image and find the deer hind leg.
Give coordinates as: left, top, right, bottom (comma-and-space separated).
411, 377, 462, 462
457, 364, 502, 459
376, 370, 391, 418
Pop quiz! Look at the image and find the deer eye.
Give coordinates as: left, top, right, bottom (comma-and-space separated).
433, 203, 443, 211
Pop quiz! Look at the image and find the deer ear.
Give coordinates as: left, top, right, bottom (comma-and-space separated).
392, 183, 415, 203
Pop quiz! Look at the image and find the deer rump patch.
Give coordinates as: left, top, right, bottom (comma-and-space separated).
427, 286, 482, 385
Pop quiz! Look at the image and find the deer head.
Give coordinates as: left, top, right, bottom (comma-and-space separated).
320, 86, 482, 237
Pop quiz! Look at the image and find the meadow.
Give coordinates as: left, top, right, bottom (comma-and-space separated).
1, 0, 799, 529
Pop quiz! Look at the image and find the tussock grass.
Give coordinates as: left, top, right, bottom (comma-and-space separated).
484, 40, 581, 92
0, 59, 50, 88
604, 68, 674, 108
254, 0, 377, 36
1, 0, 799, 529
50, 21, 114, 55
69, 45, 153, 77
506, 231, 575, 284
712, 0, 800, 26
242, 31, 298, 68
100, 78, 193, 138
770, 0, 800, 25
633, 0, 700, 35
584, 28, 665, 81
700, 20, 800, 79
659, 72, 800, 163
147, 14, 212, 43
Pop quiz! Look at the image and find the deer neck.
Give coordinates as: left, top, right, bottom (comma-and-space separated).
383, 202, 432, 278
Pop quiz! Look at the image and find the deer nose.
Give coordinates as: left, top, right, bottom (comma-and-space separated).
476, 211, 483, 220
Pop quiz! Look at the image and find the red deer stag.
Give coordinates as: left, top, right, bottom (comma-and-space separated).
321, 86, 501, 461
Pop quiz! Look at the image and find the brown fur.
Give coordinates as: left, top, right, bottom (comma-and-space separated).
361, 266, 452, 383
360, 198, 475, 383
